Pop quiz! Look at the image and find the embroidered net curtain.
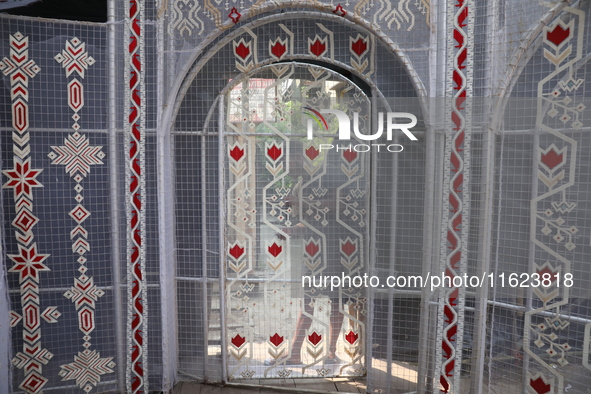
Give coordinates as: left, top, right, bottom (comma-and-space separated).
0, 12, 166, 393
2, 1, 591, 393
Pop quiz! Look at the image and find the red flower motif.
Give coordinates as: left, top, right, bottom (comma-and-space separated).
351, 38, 367, 57
305, 240, 320, 257
267, 144, 282, 161
268, 242, 282, 257
530, 376, 551, 394
547, 24, 570, 47
228, 7, 241, 24
271, 41, 286, 59
229, 244, 245, 259
345, 330, 359, 344
270, 333, 284, 347
332, 4, 346, 17
308, 331, 322, 346
541, 148, 563, 170
231, 334, 246, 348
305, 146, 319, 161
235, 41, 250, 60
341, 239, 356, 256
343, 148, 357, 163
229, 145, 245, 161
310, 39, 326, 57
537, 267, 557, 284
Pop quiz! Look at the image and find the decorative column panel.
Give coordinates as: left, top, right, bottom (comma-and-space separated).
525, 7, 586, 394
225, 73, 256, 379
434, 0, 474, 392
50, 37, 116, 393
125, 0, 148, 392
1, 32, 54, 394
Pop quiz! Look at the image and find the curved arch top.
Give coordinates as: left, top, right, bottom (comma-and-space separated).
160, 9, 431, 138
489, 0, 581, 130
166, 0, 431, 40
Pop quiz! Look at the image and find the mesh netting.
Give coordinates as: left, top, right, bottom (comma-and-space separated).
2, 1, 591, 393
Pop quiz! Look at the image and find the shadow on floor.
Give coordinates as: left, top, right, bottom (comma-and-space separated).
172, 377, 367, 394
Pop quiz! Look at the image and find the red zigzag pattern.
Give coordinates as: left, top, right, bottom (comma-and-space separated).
440, 0, 470, 393
127, 0, 147, 393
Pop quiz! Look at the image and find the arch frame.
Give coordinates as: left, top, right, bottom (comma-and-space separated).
160, 7, 430, 136
488, 0, 580, 131
156, 5, 435, 387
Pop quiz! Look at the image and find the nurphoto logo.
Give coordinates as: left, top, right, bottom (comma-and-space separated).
303, 107, 418, 152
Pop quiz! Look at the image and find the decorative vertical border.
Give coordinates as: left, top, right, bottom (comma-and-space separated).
434, 0, 474, 392
259, 64, 294, 379
298, 68, 334, 377
50, 37, 116, 393
225, 74, 256, 379
1, 32, 54, 394
524, 7, 586, 394
125, 0, 148, 392
335, 105, 369, 378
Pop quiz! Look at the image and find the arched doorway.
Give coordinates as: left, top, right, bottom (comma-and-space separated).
169, 12, 427, 391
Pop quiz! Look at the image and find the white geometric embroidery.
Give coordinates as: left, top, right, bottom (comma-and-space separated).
48, 132, 105, 177
54, 37, 95, 78
59, 349, 116, 393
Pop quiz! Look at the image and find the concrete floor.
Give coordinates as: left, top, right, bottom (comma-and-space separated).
172, 378, 367, 394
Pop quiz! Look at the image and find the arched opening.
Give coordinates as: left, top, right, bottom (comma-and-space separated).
169, 11, 429, 392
